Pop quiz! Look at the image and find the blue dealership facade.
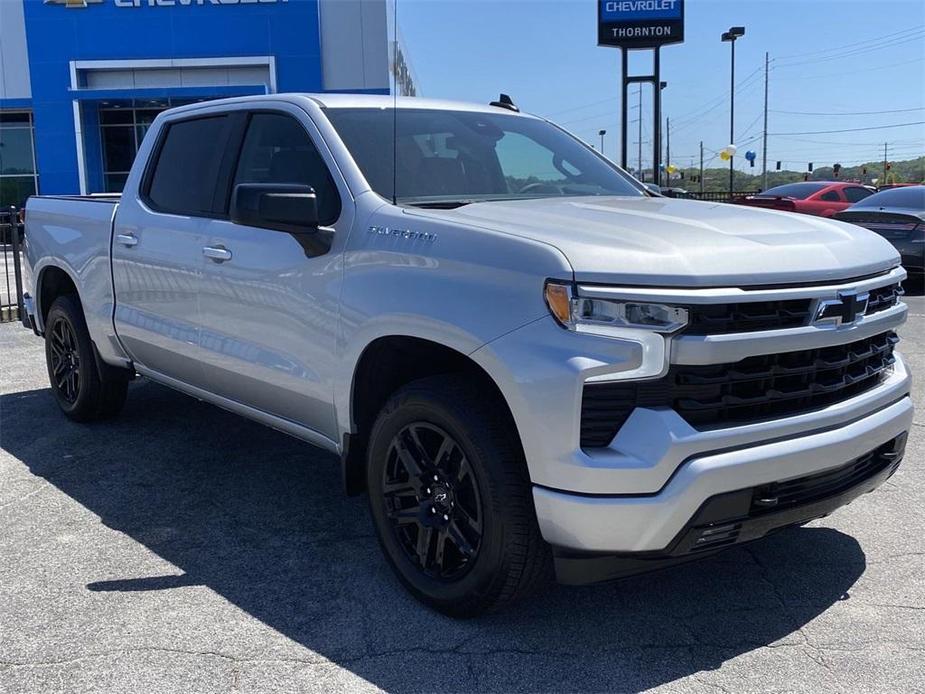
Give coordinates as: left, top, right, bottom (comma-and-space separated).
0, 0, 412, 206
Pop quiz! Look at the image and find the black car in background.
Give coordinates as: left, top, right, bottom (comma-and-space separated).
834, 185, 925, 279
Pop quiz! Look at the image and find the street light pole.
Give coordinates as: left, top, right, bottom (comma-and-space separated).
722, 26, 745, 201
761, 51, 769, 191
637, 85, 643, 180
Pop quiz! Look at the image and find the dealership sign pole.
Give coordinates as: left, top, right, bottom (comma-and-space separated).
598, 0, 684, 181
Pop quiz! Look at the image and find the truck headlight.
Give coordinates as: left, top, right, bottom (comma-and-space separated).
545, 282, 688, 335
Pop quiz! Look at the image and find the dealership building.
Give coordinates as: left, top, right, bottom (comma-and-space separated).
0, 0, 413, 208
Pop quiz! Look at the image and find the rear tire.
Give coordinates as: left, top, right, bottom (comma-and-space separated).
45, 295, 129, 422
366, 374, 551, 617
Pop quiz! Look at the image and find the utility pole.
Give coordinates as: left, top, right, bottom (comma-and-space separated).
761, 51, 769, 191
883, 142, 888, 183
699, 140, 704, 194
637, 85, 643, 180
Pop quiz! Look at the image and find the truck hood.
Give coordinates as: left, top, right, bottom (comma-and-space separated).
408, 196, 901, 287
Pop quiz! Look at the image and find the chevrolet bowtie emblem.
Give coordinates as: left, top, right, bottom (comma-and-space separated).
814, 290, 870, 326
44, 0, 103, 7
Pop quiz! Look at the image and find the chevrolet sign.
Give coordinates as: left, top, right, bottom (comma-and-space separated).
598, 0, 685, 48
44, 0, 103, 7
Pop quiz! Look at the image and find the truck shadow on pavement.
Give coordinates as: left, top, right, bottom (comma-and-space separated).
1, 381, 867, 692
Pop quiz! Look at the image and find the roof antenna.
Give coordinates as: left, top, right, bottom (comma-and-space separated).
490, 93, 519, 112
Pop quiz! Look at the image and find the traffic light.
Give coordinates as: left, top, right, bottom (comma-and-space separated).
808, 162, 813, 172
776, 161, 781, 170
886, 162, 892, 171
833, 163, 841, 177
862, 166, 868, 175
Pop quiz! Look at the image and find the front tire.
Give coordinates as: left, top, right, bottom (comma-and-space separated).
45, 295, 129, 421
366, 375, 550, 617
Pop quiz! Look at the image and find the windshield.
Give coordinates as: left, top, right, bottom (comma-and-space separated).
760, 182, 829, 199
324, 108, 644, 205
854, 186, 925, 210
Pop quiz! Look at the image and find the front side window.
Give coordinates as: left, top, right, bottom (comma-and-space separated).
325, 108, 643, 205
146, 115, 229, 215
233, 113, 341, 225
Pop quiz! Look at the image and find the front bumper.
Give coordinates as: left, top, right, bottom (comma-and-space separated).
534, 394, 912, 557
553, 431, 908, 585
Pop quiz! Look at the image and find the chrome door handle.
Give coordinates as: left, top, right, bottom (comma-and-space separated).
115, 233, 138, 247
202, 245, 232, 263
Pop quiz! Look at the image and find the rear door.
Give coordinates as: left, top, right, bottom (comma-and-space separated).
196, 106, 353, 441
112, 113, 234, 386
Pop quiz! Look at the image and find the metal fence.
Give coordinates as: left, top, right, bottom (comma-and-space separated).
674, 191, 759, 203
1, 206, 25, 324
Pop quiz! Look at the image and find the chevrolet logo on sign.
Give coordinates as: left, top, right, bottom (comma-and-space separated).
814, 290, 870, 326
44, 0, 103, 7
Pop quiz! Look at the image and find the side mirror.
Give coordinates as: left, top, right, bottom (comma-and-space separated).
230, 183, 320, 233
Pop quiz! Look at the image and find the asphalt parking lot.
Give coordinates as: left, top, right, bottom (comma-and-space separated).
1, 288, 923, 694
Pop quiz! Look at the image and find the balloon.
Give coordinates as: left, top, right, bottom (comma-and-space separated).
745, 150, 756, 161
667, 164, 677, 174
719, 151, 731, 161
726, 144, 737, 156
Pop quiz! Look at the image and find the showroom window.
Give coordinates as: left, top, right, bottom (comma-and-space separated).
100, 105, 165, 193
0, 112, 38, 209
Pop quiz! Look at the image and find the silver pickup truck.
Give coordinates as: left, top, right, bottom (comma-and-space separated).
22, 94, 913, 616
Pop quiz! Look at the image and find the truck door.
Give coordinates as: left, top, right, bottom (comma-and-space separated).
112, 113, 234, 387
197, 108, 352, 442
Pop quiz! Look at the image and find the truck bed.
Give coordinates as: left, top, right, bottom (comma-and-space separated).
24, 194, 121, 353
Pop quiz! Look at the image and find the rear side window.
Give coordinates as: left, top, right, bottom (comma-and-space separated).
820, 190, 841, 202
843, 186, 873, 203
856, 186, 925, 209
146, 116, 229, 215
761, 182, 828, 199
232, 113, 341, 225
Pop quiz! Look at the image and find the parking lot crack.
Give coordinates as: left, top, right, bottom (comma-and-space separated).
0, 647, 330, 669
0, 482, 47, 513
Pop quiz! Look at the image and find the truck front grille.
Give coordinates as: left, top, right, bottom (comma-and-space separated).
685, 282, 902, 335
580, 331, 898, 448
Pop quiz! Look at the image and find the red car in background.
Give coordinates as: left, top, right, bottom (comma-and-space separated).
737, 181, 874, 217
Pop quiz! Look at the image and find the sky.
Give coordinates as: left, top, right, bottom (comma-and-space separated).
395, 0, 925, 175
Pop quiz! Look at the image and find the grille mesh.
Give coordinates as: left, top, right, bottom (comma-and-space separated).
685, 282, 901, 335
580, 331, 897, 448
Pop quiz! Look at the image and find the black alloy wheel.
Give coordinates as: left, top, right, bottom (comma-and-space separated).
367, 375, 551, 617
382, 423, 484, 580
48, 315, 81, 403
44, 294, 130, 421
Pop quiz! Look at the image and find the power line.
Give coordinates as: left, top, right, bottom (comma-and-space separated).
543, 95, 618, 119
771, 134, 924, 146
775, 26, 925, 61
770, 106, 925, 117
669, 65, 764, 129
769, 121, 925, 136
775, 33, 925, 69
776, 56, 924, 82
